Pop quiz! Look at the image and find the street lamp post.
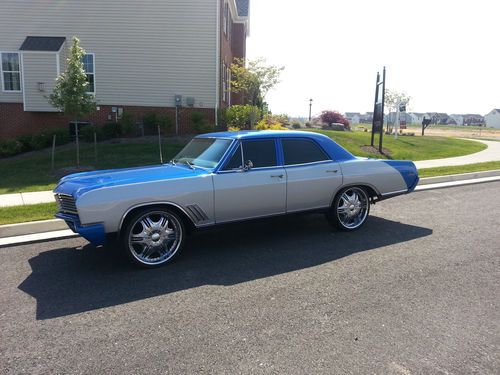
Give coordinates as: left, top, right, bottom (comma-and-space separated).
308, 99, 313, 122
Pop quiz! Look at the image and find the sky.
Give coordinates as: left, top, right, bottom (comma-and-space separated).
246, 0, 499, 118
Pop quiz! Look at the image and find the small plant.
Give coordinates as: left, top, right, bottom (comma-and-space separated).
255, 114, 288, 130
120, 112, 136, 136
0, 139, 23, 158
292, 121, 301, 129
228, 126, 241, 132
102, 122, 121, 139
142, 112, 158, 134
158, 114, 173, 132
80, 125, 102, 142
226, 105, 261, 129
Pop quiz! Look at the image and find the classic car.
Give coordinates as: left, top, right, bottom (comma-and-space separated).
54, 130, 419, 268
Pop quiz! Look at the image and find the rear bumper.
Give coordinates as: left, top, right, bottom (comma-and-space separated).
56, 212, 106, 246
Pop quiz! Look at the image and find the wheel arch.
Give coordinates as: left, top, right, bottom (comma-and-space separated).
330, 183, 380, 206
118, 202, 196, 236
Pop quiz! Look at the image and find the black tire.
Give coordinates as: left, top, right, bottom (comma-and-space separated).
120, 207, 186, 268
327, 186, 370, 231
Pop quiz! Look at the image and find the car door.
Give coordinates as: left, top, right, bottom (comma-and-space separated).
281, 138, 343, 213
213, 139, 286, 223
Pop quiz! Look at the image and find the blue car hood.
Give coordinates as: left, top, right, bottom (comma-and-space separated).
54, 164, 208, 198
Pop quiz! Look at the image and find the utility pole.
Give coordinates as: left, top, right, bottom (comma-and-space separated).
308, 98, 313, 122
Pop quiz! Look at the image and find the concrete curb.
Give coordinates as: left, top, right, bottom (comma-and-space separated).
418, 169, 500, 185
1, 172, 500, 244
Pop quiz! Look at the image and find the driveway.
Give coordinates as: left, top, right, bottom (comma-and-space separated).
1, 182, 499, 374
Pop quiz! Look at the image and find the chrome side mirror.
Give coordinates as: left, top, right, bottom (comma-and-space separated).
243, 160, 253, 171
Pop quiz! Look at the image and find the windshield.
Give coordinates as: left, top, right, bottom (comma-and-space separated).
172, 138, 233, 169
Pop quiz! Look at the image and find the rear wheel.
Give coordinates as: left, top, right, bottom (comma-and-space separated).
327, 186, 370, 231
121, 207, 186, 268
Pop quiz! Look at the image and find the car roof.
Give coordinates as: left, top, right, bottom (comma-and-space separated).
196, 130, 330, 141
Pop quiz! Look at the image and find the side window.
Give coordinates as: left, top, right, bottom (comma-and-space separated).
223, 144, 243, 170
282, 139, 330, 165
243, 140, 277, 168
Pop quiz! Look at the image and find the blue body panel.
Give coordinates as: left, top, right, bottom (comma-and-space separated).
382, 160, 419, 191
54, 163, 208, 199
56, 212, 106, 246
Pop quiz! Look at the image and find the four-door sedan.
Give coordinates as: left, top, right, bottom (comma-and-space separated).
54, 130, 419, 268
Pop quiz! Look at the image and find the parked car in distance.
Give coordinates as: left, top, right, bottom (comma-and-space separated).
54, 130, 419, 268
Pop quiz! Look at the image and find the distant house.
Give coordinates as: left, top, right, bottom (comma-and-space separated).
359, 112, 373, 123
344, 112, 361, 125
484, 109, 500, 128
0, 0, 250, 139
408, 113, 427, 124
462, 114, 484, 126
448, 114, 464, 126
426, 112, 449, 125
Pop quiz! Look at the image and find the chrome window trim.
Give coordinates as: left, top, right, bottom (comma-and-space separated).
284, 160, 334, 168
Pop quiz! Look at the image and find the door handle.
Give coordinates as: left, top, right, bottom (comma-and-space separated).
271, 174, 284, 178
326, 169, 338, 173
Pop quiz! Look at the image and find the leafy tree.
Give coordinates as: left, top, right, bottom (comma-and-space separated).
230, 58, 284, 110
319, 110, 350, 129
384, 89, 411, 114
49, 37, 96, 166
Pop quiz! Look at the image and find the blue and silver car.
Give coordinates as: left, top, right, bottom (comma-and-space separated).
54, 130, 419, 268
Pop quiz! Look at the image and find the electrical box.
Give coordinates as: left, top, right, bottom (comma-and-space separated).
186, 97, 195, 107
175, 95, 182, 107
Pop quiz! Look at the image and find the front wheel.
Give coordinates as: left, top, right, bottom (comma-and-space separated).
121, 207, 186, 268
327, 186, 370, 231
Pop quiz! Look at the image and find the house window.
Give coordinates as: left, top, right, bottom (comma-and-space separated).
1, 52, 21, 92
82, 53, 95, 93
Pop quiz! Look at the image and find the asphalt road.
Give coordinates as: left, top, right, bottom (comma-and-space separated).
1, 182, 499, 374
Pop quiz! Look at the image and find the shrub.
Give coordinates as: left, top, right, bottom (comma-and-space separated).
142, 112, 158, 134
190, 112, 214, 134
101, 122, 121, 139
46, 128, 70, 145
319, 110, 350, 130
228, 126, 241, 132
80, 125, 103, 142
120, 112, 136, 136
226, 105, 261, 129
0, 139, 23, 158
292, 121, 301, 129
255, 114, 288, 130
158, 114, 173, 133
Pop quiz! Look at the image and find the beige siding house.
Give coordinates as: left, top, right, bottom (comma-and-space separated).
0, 0, 249, 138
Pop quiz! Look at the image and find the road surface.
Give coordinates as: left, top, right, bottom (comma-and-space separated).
1, 182, 499, 374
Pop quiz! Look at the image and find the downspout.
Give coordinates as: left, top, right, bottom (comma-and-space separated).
215, 0, 221, 127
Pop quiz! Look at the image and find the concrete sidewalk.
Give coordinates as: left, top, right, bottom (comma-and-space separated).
414, 139, 500, 169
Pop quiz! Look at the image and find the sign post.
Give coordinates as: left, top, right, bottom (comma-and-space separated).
371, 67, 386, 153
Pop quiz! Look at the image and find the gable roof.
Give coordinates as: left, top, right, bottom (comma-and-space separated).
236, 0, 249, 17
20, 36, 66, 51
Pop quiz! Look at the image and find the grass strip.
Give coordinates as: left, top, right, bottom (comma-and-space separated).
418, 161, 500, 178
0, 202, 57, 225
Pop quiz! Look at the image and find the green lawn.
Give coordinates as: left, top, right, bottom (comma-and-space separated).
0, 131, 490, 195
0, 202, 57, 225
0, 139, 186, 194
308, 129, 486, 160
418, 161, 500, 178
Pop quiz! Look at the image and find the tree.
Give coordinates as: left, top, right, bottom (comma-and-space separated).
319, 110, 350, 129
230, 58, 284, 110
384, 89, 411, 115
49, 37, 96, 167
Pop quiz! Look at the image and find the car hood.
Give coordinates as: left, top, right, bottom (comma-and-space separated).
54, 164, 209, 199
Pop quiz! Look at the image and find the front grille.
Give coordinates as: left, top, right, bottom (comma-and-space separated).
55, 193, 78, 215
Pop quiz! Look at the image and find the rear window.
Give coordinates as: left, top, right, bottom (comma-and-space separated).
282, 139, 330, 165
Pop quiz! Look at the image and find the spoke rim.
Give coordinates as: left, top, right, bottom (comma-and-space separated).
128, 211, 182, 265
336, 187, 369, 229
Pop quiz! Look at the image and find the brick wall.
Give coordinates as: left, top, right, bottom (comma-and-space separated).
0, 103, 215, 139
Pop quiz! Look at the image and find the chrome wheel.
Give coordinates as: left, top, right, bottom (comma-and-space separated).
336, 187, 369, 230
127, 210, 183, 266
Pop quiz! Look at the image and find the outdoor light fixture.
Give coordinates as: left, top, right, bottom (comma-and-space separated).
37, 82, 45, 92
